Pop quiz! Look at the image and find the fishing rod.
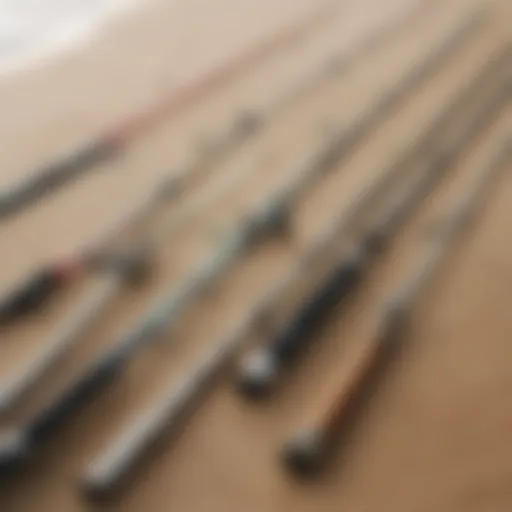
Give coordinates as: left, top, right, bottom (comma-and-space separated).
281, 133, 512, 476
0, 0, 430, 327
48, 56, 512, 501
0, 4, 336, 221
0, 7, 490, 466
0, 8, 480, 416
236, 70, 511, 398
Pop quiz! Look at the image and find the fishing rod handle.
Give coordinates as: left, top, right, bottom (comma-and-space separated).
0, 349, 125, 470
282, 301, 407, 475
237, 250, 368, 398
0, 139, 116, 219
83, 392, 179, 497
275, 248, 368, 348
0, 350, 122, 471
25, 346, 128, 443
281, 334, 382, 476
0, 276, 125, 415
0, 261, 80, 325
25, 309, 168, 443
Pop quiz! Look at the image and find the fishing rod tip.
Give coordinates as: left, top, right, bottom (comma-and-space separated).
281, 429, 324, 477
236, 351, 279, 399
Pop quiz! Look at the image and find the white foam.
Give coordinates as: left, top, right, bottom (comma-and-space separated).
0, 0, 145, 76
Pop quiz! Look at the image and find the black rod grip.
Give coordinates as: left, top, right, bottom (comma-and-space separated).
0, 352, 123, 470
0, 139, 117, 218
272, 252, 365, 362
0, 350, 123, 471
0, 266, 69, 325
26, 348, 125, 443
25, 319, 160, 443
237, 251, 367, 398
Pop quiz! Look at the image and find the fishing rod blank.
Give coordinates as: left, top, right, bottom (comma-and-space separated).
236, 64, 511, 398
0, 0, 425, 326
0, 5, 336, 220
281, 134, 512, 476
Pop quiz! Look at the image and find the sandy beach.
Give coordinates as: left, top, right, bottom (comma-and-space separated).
0, 0, 511, 510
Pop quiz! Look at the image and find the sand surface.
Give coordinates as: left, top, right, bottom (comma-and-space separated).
0, 0, 511, 510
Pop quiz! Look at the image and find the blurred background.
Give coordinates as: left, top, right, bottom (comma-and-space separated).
0, 0, 510, 510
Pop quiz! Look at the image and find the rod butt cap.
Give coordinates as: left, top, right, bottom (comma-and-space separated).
281, 430, 324, 476
236, 351, 279, 399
